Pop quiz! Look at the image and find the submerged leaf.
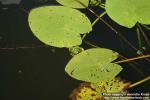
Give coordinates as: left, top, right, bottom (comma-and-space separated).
65, 48, 123, 82
105, 0, 150, 28
91, 78, 130, 93
56, 0, 89, 8
70, 83, 101, 100
70, 78, 130, 100
28, 6, 92, 48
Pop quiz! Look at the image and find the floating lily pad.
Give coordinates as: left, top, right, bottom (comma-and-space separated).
65, 48, 123, 83
56, 0, 89, 8
28, 6, 92, 48
105, 0, 150, 28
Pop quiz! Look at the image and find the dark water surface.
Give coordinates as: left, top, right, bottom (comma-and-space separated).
0, 0, 149, 100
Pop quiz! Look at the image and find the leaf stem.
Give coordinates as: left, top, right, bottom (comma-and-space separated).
142, 25, 150, 31
137, 24, 150, 47
84, 40, 100, 48
136, 27, 142, 49
82, 11, 106, 39
119, 55, 144, 76
128, 76, 150, 88
114, 55, 150, 64
92, 11, 106, 26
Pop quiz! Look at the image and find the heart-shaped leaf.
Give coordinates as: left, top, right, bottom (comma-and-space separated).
28, 6, 92, 48
105, 0, 150, 28
65, 48, 123, 83
56, 0, 89, 8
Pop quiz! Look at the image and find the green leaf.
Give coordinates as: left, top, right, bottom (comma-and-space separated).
65, 48, 123, 83
56, 0, 89, 8
28, 6, 92, 48
105, 0, 150, 28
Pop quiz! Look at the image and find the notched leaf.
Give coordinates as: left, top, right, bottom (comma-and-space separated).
65, 48, 123, 82
105, 0, 150, 28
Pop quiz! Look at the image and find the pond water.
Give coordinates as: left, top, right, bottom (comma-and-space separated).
0, 0, 149, 100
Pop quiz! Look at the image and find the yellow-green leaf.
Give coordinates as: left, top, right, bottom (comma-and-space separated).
105, 0, 150, 28
65, 48, 123, 82
28, 6, 92, 48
